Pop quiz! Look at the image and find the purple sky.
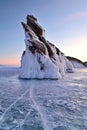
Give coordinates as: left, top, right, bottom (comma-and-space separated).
0, 0, 87, 65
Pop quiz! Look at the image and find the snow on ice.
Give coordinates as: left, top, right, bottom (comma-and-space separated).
0, 15, 87, 130
0, 66, 87, 130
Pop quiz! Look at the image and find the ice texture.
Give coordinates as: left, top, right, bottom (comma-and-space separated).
0, 67, 87, 130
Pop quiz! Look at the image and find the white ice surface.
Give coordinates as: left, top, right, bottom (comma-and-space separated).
0, 67, 87, 130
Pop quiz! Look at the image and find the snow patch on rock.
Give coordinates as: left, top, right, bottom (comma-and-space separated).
19, 15, 74, 79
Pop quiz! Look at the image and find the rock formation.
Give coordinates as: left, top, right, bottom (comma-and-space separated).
67, 56, 87, 68
84, 62, 87, 66
19, 15, 74, 79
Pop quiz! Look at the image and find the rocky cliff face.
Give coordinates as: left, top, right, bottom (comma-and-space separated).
19, 15, 74, 79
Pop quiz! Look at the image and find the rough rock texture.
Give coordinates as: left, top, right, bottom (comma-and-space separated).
19, 15, 74, 79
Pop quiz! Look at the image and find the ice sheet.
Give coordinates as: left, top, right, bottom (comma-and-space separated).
0, 67, 87, 130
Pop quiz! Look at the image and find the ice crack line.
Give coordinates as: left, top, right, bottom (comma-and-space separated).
0, 88, 30, 122
29, 87, 52, 130
13, 87, 34, 128
13, 86, 50, 129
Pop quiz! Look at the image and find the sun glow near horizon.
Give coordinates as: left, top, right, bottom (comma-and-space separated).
59, 37, 87, 62
0, 36, 87, 65
1, 39, 87, 66
0, 0, 87, 65
0, 58, 20, 66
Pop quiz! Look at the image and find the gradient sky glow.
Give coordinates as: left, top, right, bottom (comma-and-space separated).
0, 0, 87, 65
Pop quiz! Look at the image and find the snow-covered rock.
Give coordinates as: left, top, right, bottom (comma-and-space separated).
19, 15, 74, 79
84, 62, 87, 66
67, 56, 87, 68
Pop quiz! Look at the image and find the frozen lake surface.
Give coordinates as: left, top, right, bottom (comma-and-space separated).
0, 66, 87, 130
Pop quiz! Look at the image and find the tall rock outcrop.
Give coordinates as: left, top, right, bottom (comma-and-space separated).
19, 15, 74, 79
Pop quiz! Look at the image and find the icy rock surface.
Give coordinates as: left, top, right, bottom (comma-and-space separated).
0, 67, 87, 130
67, 56, 87, 68
19, 15, 74, 79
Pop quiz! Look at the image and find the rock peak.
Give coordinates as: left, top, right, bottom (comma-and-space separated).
19, 15, 74, 79
27, 15, 37, 21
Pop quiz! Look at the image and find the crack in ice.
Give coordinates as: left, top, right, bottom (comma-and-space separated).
0, 88, 30, 123
29, 87, 53, 130
13, 86, 52, 130
13, 88, 33, 129
15, 86, 52, 130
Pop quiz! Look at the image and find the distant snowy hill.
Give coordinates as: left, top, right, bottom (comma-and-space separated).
84, 62, 87, 66
19, 15, 74, 79
67, 56, 87, 68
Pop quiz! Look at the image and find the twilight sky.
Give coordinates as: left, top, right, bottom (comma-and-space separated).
0, 0, 87, 65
